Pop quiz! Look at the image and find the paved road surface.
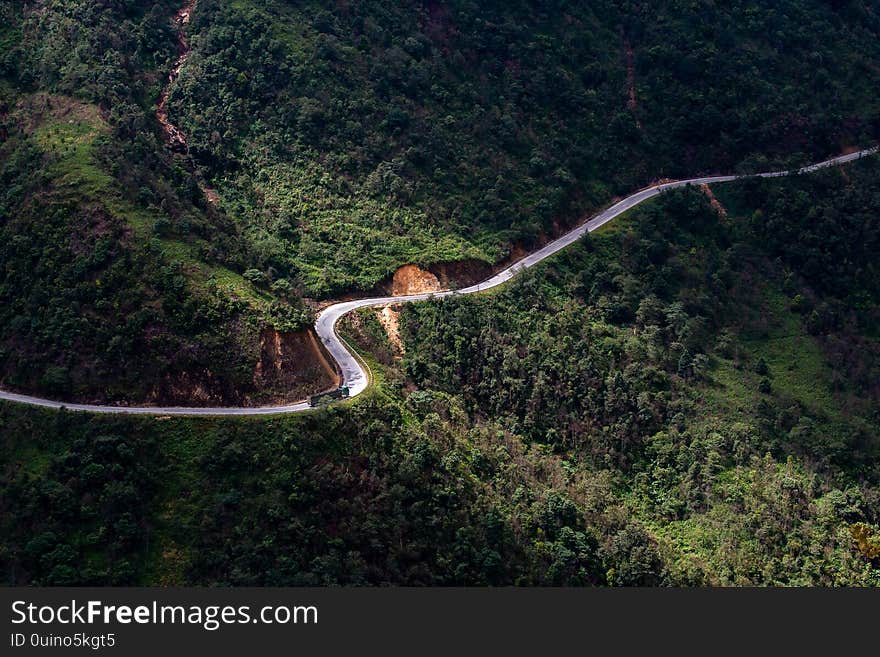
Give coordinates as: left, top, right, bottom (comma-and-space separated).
1, 147, 876, 415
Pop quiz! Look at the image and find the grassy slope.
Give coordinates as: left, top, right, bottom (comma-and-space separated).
0, 3, 315, 403
642, 175, 878, 584
0, 91, 259, 401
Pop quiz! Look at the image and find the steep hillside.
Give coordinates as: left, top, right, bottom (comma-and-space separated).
0, 2, 878, 587
2, 0, 880, 402
395, 157, 880, 584
2, 158, 877, 586
168, 0, 880, 296
0, 1, 325, 404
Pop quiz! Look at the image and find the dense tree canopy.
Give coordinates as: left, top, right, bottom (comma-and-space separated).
3, 161, 878, 586
168, 0, 880, 295
0, 0, 878, 586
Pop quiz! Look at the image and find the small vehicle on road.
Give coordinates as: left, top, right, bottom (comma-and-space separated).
309, 386, 350, 407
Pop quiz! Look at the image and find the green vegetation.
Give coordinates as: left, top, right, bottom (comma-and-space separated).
395, 159, 880, 584
0, 1, 312, 403
2, 160, 877, 585
2, 0, 880, 401
0, 0, 878, 587
169, 0, 880, 296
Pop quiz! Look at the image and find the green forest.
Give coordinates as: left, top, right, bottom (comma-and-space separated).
0, 0, 312, 404
2, 0, 880, 402
170, 0, 880, 296
0, 0, 879, 586
2, 160, 878, 585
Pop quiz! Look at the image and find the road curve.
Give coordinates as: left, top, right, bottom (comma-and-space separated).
1, 147, 876, 416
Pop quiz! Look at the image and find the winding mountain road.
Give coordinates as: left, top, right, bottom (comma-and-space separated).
0, 147, 876, 416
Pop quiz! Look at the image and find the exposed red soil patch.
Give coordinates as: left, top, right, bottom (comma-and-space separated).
140, 326, 337, 406
390, 264, 442, 295
151, 369, 224, 405
156, 1, 219, 206
375, 305, 404, 355
252, 327, 338, 401
700, 184, 728, 219
156, 0, 194, 153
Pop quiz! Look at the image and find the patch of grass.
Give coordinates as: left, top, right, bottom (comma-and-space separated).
694, 276, 877, 470
24, 96, 159, 237
32, 117, 115, 198
704, 289, 830, 412
740, 289, 839, 415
